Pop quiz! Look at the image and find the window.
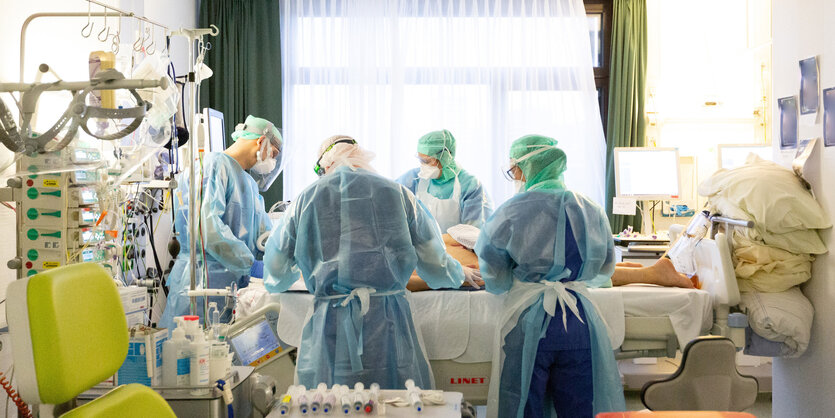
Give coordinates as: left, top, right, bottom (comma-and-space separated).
585, 0, 613, 137
281, 1, 608, 206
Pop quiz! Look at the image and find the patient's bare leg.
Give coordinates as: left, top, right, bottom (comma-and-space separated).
612, 258, 695, 288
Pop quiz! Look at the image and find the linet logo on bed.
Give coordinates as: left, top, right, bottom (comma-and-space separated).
449, 376, 487, 385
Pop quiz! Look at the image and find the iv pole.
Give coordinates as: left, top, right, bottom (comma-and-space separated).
169, 25, 219, 321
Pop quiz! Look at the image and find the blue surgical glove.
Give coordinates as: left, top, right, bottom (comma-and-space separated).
250, 260, 264, 278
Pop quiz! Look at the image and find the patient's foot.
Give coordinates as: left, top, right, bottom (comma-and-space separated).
649, 258, 696, 289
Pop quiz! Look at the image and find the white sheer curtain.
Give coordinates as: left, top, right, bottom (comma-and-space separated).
280, 0, 605, 207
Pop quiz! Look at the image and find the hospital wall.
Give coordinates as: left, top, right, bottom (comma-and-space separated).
771, 0, 835, 416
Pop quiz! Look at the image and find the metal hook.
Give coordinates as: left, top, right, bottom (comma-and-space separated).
146, 30, 156, 55
97, 7, 110, 42
111, 14, 122, 54
141, 26, 152, 53
133, 22, 144, 52
81, 1, 94, 38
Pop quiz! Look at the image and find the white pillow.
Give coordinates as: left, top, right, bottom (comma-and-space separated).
739, 287, 814, 358
733, 234, 814, 292
699, 156, 831, 234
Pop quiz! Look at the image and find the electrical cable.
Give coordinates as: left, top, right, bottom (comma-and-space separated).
146, 214, 164, 284
0, 370, 32, 418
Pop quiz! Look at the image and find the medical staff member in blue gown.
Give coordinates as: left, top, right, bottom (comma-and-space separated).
264, 135, 481, 389
476, 135, 625, 418
160, 116, 284, 330
396, 129, 492, 230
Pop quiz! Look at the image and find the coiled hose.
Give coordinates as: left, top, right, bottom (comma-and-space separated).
0, 372, 33, 418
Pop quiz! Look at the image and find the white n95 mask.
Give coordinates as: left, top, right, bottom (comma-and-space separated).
514, 179, 526, 194
251, 136, 278, 174
418, 164, 441, 180
251, 157, 277, 174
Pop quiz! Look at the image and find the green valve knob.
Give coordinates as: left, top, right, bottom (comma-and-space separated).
27, 270, 37, 277
27, 188, 39, 199
27, 229, 39, 240
43, 210, 61, 218
27, 249, 38, 261
43, 231, 61, 238
43, 190, 61, 197
26, 208, 39, 220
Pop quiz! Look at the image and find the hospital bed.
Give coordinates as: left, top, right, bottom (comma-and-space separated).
271, 233, 741, 405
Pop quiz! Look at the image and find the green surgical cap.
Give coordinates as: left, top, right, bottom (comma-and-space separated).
417, 129, 459, 182
232, 115, 281, 142
510, 134, 567, 191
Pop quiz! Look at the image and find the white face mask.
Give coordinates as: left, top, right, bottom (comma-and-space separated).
251, 157, 277, 174
418, 164, 441, 180
514, 179, 526, 194
251, 143, 278, 174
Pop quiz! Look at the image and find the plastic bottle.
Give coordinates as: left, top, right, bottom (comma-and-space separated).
665, 210, 711, 284
312, 383, 326, 413
323, 388, 336, 414
182, 315, 201, 341
292, 385, 310, 415
277, 392, 292, 415
189, 326, 211, 395
368, 383, 380, 414
209, 339, 231, 382
162, 320, 191, 386
353, 382, 365, 412
405, 379, 423, 413
207, 302, 219, 337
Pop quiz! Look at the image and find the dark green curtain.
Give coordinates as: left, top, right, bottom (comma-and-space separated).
605, 0, 647, 233
199, 0, 283, 207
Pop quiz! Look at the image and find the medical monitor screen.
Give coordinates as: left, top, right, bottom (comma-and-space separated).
718, 145, 772, 169
205, 108, 226, 152
614, 148, 680, 200
229, 319, 282, 367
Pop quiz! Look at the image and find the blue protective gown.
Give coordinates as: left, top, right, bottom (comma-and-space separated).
160, 152, 272, 330
396, 167, 492, 228
475, 188, 625, 418
264, 166, 464, 389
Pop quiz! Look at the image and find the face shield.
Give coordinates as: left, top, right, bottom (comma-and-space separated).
245, 123, 284, 192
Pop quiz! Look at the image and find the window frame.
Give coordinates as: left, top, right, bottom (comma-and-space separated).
584, 0, 613, 137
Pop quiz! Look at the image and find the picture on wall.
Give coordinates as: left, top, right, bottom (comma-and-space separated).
799, 56, 819, 115
824, 87, 835, 147
779, 96, 798, 149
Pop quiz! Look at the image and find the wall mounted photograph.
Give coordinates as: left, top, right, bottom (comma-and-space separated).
824, 87, 835, 147
779, 96, 798, 149
799, 56, 819, 115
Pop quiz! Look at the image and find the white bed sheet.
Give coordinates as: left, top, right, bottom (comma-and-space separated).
275, 285, 711, 363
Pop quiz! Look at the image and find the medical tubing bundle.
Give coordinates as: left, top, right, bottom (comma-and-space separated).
0, 372, 32, 418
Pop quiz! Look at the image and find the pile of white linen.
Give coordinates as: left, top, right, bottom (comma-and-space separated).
699, 154, 829, 357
